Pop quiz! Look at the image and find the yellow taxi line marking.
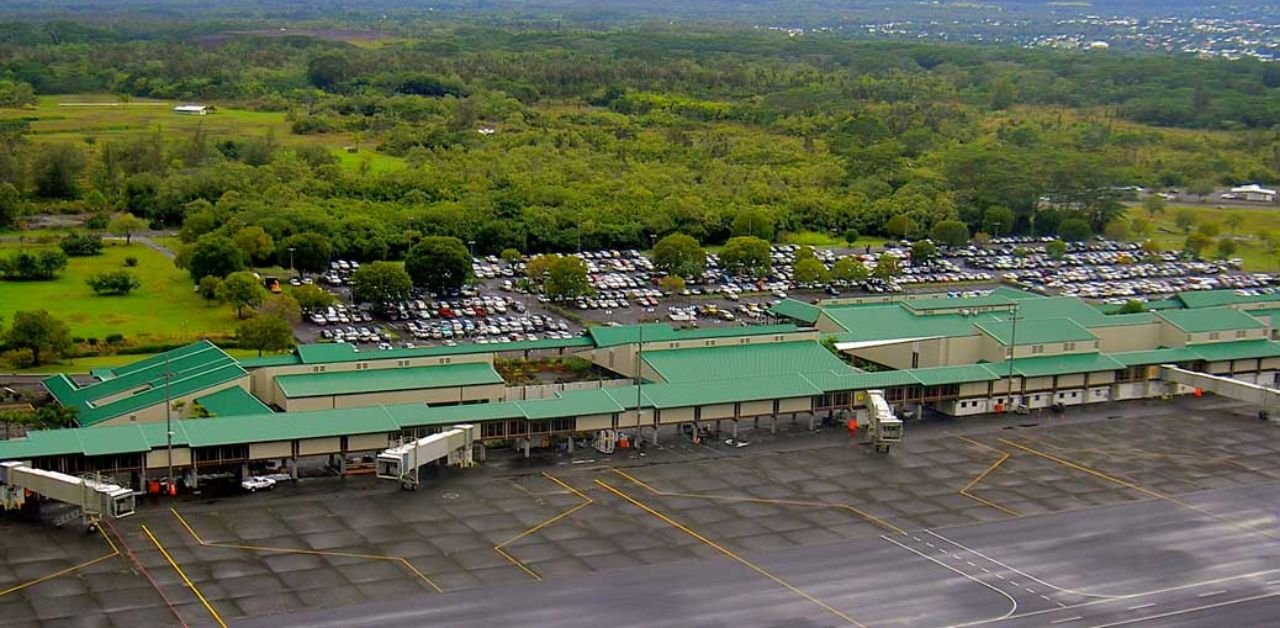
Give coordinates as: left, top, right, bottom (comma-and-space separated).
609, 467, 905, 535
493, 472, 594, 581
597, 479, 865, 627
141, 524, 227, 628
170, 507, 441, 593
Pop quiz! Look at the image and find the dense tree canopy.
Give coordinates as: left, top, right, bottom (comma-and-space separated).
405, 236, 471, 294
351, 261, 413, 309
652, 233, 706, 279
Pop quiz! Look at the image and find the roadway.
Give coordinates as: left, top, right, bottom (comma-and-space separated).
240, 479, 1280, 628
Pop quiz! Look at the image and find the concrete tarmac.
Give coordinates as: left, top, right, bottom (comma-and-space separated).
243, 480, 1280, 628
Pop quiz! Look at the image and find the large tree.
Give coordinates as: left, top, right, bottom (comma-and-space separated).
278, 232, 333, 274
291, 284, 336, 312
187, 234, 246, 282
107, 213, 147, 245
1058, 218, 1093, 242
405, 236, 472, 295
218, 271, 267, 318
793, 257, 830, 286
5, 310, 72, 366
351, 261, 413, 309
931, 220, 971, 247
719, 236, 772, 278
730, 209, 775, 241
832, 257, 870, 284
31, 143, 85, 199
233, 225, 275, 266
237, 313, 295, 357
544, 255, 591, 300
652, 233, 706, 279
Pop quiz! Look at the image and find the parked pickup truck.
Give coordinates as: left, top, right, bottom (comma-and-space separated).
240, 476, 277, 493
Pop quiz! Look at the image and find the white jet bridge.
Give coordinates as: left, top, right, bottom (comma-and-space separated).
1159, 365, 1280, 417
0, 461, 135, 530
376, 424, 477, 490
866, 390, 903, 453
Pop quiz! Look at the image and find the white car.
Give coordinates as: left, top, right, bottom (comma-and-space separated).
241, 476, 276, 492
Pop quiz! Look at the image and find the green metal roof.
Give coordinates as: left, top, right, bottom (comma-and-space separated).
293, 336, 593, 365
274, 362, 503, 398
990, 286, 1048, 301
768, 299, 822, 325
910, 364, 1000, 387
1006, 353, 1125, 378
902, 293, 1016, 312
642, 375, 820, 409
384, 401, 525, 427
1156, 307, 1266, 333
1176, 290, 1280, 309
237, 353, 303, 368
517, 388, 624, 419
182, 406, 403, 447
642, 341, 850, 384
588, 323, 804, 348
1110, 347, 1200, 367
825, 304, 979, 341
975, 318, 1098, 346
800, 369, 920, 392
43, 341, 247, 427
1187, 340, 1280, 362
195, 386, 273, 417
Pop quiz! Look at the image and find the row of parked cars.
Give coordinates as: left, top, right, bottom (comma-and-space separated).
404, 314, 572, 343
309, 304, 373, 326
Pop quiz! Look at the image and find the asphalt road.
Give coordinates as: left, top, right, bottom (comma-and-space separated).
241, 479, 1280, 628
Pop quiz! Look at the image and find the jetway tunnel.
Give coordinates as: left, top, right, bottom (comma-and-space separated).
1159, 365, 1280, 416
0, 461, 135, 529
376, 425, 477, 490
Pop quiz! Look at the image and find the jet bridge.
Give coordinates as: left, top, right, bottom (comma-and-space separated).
376, 425, 477, 490
866, 390, 903, 453
1158, 366, 1280, 415
0, 461, 135, 530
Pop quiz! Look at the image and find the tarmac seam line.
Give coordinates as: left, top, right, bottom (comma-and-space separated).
597, 478, 866, 627
169, 507, 443, 593
493, 472, 594, 581
998, 437, 1280, 543
609, 466, 906, 535
0, 526, 120, 598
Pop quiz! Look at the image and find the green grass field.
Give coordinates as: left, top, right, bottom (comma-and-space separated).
0, 240, 239, 344
0, 95, 404, 173
1127, 204, 1280, 271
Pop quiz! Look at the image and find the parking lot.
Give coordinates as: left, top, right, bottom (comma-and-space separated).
5, 396, 1280, 626
289, 236, 1276, 356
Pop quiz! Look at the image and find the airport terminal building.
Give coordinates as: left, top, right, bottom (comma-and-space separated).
4, 287, 1280, 488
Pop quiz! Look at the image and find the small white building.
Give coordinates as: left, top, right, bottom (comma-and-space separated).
1229, 184, 1277, 203
173, 104, 209, 116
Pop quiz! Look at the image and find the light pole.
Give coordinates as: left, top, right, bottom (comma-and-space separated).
467, 239, 476, 259
287, 246, 296, 279
165, 352, 174, 494
1006, 304, 1019, 411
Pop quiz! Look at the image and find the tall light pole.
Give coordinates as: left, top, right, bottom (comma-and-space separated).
467, 239, 476, 259
1006, 303, 1019, 410
287, 246, 296, 279
165, 352, 174, 493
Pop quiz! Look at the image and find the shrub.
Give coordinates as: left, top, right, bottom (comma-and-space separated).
105, 333, 125, 345
58, 232, 104, 257
85, 212, 110, 230
2, 348, 35, 369
1, 250, 68, 280
87, 270, 141, 295
124, 256, 138, 267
